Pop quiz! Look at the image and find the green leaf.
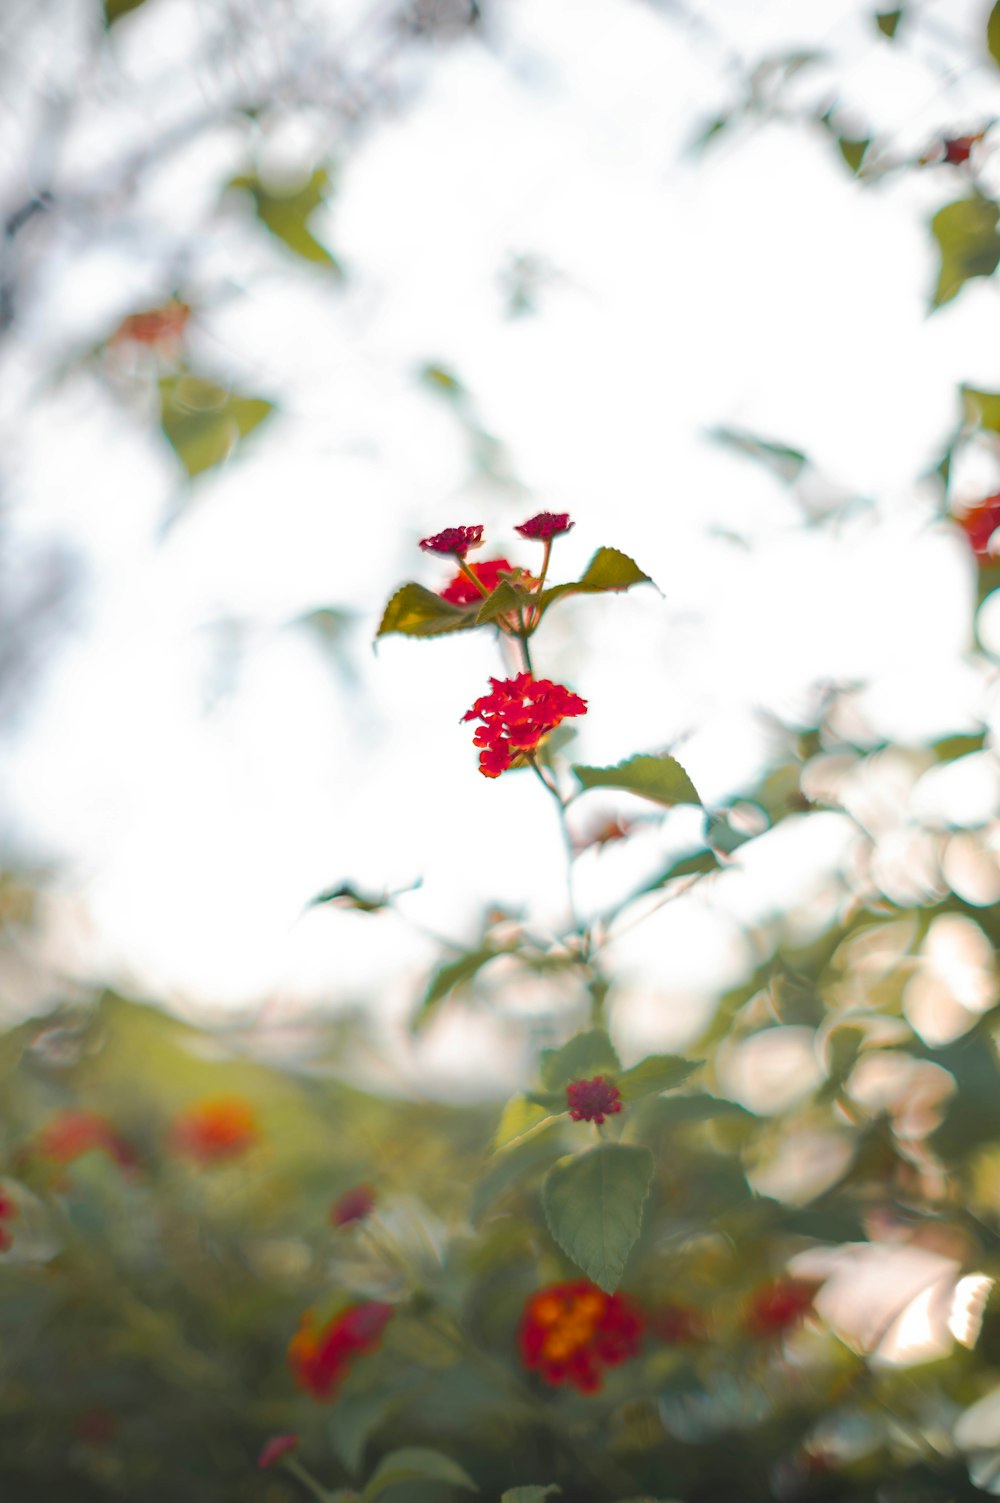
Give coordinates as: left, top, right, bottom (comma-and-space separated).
474, 579, 530, 625
639, 848, 720, 894
838, 135, 871, 173
572, 754, 701, 809
875, 9, 902, 38
413, 947, 502, 1031
501, 1490, 561, 1503
990, 1, 1000, 68
308, 883, 390, 914
103, 0, 145, 22
328, 1392, 397, 1476
542, 1143, 653, 1293
540, 1029, 621, 1091
376, 583, 480, 640
640, 1092, 754, 1128
616, 1054, 699, 1102
492, 1095, 560, 1151
535, 547, 653, 617
930, 196, 1000, 308
159, 374, 274, 478
933, 730, 987, 761
363, 1447, 478, 1501
707, 425, 807, 483
228, 168, 340, 270
962, 386, 1000, 433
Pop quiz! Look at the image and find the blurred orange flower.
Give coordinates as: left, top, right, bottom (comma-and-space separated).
32, 1110, 135, 1171
170, 1096, 260, 1164
288, 1302, 393, 1400
519, 1279, 643, 1393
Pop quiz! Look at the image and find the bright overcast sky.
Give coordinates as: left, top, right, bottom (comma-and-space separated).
1, 0, 999, 1091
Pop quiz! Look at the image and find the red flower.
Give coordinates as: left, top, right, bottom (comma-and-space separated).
515, 512, 574, 540
419, 525, 484, 558
331, 1184, 376, 1227
463, 672, 587, 778
288, 1302, 393, 1400
0, 1187, 17, 1251
258, 1433, 299, 1470
111, 299, 190, 351
439, 558, 533, 606
943, 133, 983, 165
566, 1076, 622, 1125
170, 1096, 260, 1164
651, 1302, 707, 1345
745, 1278, 816, 1336
32, 1111, 135, 1171
958, 494, 1000, 558
519, 1280, 643, 1393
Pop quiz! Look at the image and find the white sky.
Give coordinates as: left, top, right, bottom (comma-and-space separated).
2, 0, 1000, 1092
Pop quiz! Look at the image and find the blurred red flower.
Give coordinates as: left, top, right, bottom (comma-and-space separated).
419, 525, 484, 557
746, 1277, 816, 1336
170, 1096, 260, 1164
439, 558, 533, 606
515, 512, 574, 540
943, 133, 983, 165
288, 1302, 393, 1400
331, 1183, 376, 1227
520, 1280, 643, 1393
32, 1110, 135, 1171
110, 299, 190, 351
257, 1433, 299, 1469
650, 1302, 707, 1345
566, 1076, 622, 1125
958, 494, 1000, 558
463, 672, 587, 778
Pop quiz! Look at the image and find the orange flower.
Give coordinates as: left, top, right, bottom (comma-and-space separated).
519, 1280, 643, 1393
170, 1096, 260, 1164
288, 1302, 393, 1400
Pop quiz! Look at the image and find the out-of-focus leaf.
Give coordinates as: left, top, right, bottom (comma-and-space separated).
308, 883, 391, 914
640, 1092, 754, 1129
875, 9, 903, 38
362, 1446, 478, 1501
328, 1391, 398, 1476
104, 0, 145, 23
471, 1127, 567, 1224
159, 374, 274, 478
228, 168, 340, 270
990, 2, 1000, 69
492, 1095, 560, 1152
413, 946, 503, 1032
930, 196, 1000, 308
419, 364, 466, 403
540, 1029, 620, 1091
376, 583, 480, 640
616, 1054, 699, 1103
707, 425, 807, 483
838, 135, 871, 173
962, 386, 1000, 433
933, 730, 987, 761
639, 848, 721, 894
502, 1489, 561, 1503
543, 1143, 653, 1293
573, 755, 701, 809
536, 547, 653, 617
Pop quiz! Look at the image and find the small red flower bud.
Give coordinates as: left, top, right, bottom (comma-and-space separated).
520, 1280, 643, 1392
463, 672, 587, 778
331, 1183, 376, 1227
566, 1076, 623, 1125
515, 511, 574, 540
258, 1433, 299, 1470
419, 525, 484, 557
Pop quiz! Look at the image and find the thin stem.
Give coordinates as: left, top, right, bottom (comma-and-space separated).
284, 1456, 345, 1503
518, 627, 535, 675
456, 559, 490, 597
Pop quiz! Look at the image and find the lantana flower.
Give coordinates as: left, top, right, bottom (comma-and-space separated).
515, 511, 574, 540
170, 1096, 260, 1164
331, 1183, 376, 1227
566, 1075, 622, 1125
419, 525, 484, 557
288, 1302, 393, 1400
257, 1434, 299, 1470
463, 672, 587, 778
958, 494, 1000, 558
745, 1277, 817, 1337
519, 1279, 643, 1393
438, 558, 535, 606
31, 1110, 136, 1172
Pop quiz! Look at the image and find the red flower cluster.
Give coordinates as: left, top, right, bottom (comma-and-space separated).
419, 525, 483, 557
331, 1183, 376, 1226
170, 1096, 260, 1165
288, 1302, 393, 1400
520, 1280, 643, 1393
258, 1433, 299, 1470
32, 1110, 135, 1171
463, 673, 587, 778
566, 1076, 622, 1125
439, 558, 529, 606
745, 1278, 816, 1337
958, 494, 1000, 558
515, 511, 574, 540
0, 1188, 17, 1252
